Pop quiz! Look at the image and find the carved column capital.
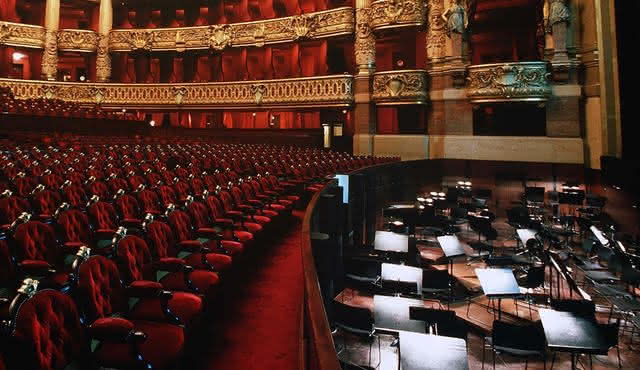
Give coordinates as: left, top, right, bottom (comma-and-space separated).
355, 7, 376, 73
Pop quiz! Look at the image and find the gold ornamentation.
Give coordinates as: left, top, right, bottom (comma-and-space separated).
370, 0, 426, 31
41, 30, 58, 80
128, 30, 154, 51
57, 29, 98, 52
355, 8, 376, 68
251, 84, 267, 105
0, 75, 354, 108
208, 25, 231, 50
108, 7, 354, 52
372, 70, 428, 104
96, 34, 111, 82
0, 21, 46, 49
466, 62, 552, 103
426, 0, 447, 61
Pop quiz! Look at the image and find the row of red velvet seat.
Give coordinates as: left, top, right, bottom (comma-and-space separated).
0, 140, 396, 369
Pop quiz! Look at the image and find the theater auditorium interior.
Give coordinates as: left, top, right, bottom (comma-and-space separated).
0, 0, 638, 369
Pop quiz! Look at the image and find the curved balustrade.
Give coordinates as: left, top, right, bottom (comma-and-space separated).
0, 21, 45, 49
0, 75, 354, 109
372, 69, 428, 105
466, 61, 552, 103
370, 0, 426, 32
109, 7, 355, 52
57, 29, 98, 53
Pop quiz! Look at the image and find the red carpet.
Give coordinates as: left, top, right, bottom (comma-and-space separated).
197, 211, 304, 370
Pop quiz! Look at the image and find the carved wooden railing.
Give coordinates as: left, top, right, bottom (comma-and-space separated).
370, 0, 426, 31
372, 69, 428, 104
0, 75, 354, 109
109, 7, 354, 52
0, 21, 45, 49
57, 29, 98, 52
466, 61, 552, 103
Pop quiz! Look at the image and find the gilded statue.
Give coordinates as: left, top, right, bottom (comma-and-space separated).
442, 0, 468, 34
549, 0, 570, 26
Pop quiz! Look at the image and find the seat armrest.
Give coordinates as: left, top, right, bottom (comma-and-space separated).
18, 260, 54, 276
89, 317, 137, 342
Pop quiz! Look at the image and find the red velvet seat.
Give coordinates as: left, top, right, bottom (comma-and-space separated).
0, 196, 31, 231
137, 188, 163, 215
31, 189, 62, 220
61, 184, 87, 209
115, 193, 145, 229
188, 199, 255, 246
76, 255, 186, 370
168, 209, 243, 259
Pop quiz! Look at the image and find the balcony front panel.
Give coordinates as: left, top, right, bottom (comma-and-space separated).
0, 21, 46, 49
372, 70, 427, 105
109, 7, 354, 52
57, 30, 98, 53
466, 62, 552, 103
370, 0, 426, 32
0, 75, 354, 109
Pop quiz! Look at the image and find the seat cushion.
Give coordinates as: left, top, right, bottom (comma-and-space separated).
94, 319, 184, 370
183, 252, 232, 272
158, 269, 220, 294
129, 291, 202, 326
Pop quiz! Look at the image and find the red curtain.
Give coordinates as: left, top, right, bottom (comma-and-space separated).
0, 0, 20, 22
300, 41, 327, 77
209, 54, 223, 82
208, 0, 226, 24
246, 47, 273, 80
377, 107, 399, 134
222, 49, 247, 81
272, 44, 300, 79
299, 0, 327, 13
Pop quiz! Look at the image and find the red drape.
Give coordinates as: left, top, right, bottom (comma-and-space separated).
272, 44, 299, 79
300, 41, 327, 77
222, 49, 247, 81
247, 47, 273, 80
377, 107, 399, 134
0, 0, 20, 22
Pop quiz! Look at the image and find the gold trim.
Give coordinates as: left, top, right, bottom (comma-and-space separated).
109, 7, 355, 52
370, 0, 427, 32
372, 69, 428, 104
0, 21, 46, 49
57, 29, 98, 53
466, 62, 552, 103
0, 75, 354, 109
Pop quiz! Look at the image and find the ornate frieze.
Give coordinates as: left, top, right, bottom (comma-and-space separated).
57, 29, 98, 52
426, 0, 447, 61
372, 70, 428, 104
370, 0, 426, 31
0, 21, 46, 49
355, 7, 376, 69
109, 7, 354, 52
0, 75, 354, 109
466, 62, 552, 103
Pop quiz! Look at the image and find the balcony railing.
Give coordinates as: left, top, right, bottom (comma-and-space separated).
370, 0, 426, 31
57, 29, 98, 53
0, 21, 45, 49
0, 75, 354, 109
372, 69, 428, 105
109, 7, 354, 52
466, 61, 552, 103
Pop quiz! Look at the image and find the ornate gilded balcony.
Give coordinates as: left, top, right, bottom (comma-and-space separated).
57, 29, 98, 53
109, 7, 354, 52
0, 75, 353, 109
466, 62, 552, 103
370, 0, 426, 32
0, 21, 45, 49
372, 70, 427, 105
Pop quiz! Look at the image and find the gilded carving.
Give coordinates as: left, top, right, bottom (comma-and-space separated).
0, 21, 46, 49
0, 75, 354, 108
426, 0, 447, 60
208, 25, 231, 50
108, 7, 354, 52
549, 0, 570, 26
370, 0, 426, 30
57, 29, 98, 52
355, 8, 376, 68
96, 34, 111, 82
466, 62, 552, 103
372, 70, 428, 104
41, 30, 58, 80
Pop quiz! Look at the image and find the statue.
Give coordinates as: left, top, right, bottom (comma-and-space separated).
442, 0, 468, 34
549, 0, 570, 26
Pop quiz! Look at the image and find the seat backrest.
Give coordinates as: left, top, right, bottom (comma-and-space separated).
145, 221, 176, 259
61, 185, 87, 209
88, 201, 119, 231
550, 299, 596, 319
115, 235, 153, 283
57, 209, 92, 244
10, 289, 87, 370
167, 210, 194, 242
13, 221, 58, 263
157, 185, 177, 206
33, 190, 62, 216
0, 196, 31, 226
76, 255, 126, 322
87, 181, 110, 199
115, 194, 141, 220
187, 201, 211, 229
333, 301, 373, 335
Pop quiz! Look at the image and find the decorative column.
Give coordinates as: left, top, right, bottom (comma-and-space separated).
549, 0, 570, 64
426, 0, 447, 65
353, 0, 376, 155
96, 0, 113, 82
41, 0, 60, 80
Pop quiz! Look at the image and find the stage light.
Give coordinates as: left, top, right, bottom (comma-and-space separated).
121, 108, 126, 113
79, 75, 86, 82
252, 112, 256, 116
416, 197, 426, 202
149, 120, 156, 127
342, 109, 347, 114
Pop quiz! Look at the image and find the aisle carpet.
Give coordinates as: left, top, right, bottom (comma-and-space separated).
197, 211, 304, 370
